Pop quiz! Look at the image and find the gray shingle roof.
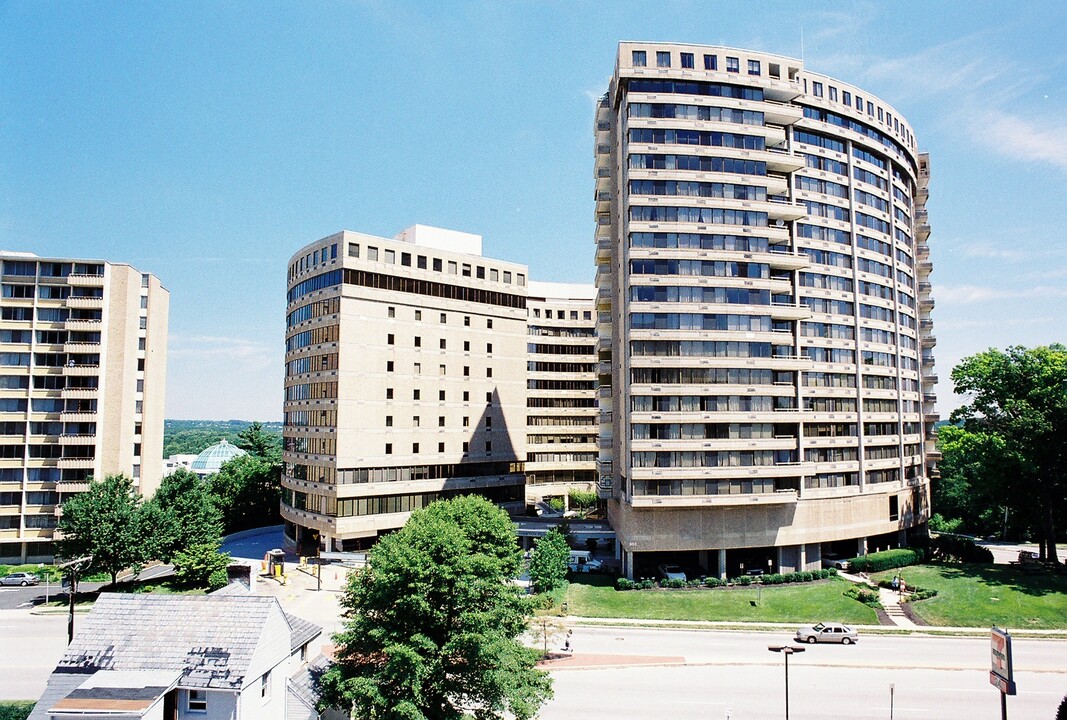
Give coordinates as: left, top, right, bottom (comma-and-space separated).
52, 593, 320, 691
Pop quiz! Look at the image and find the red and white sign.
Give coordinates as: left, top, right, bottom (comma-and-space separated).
990, 626, 1016, 695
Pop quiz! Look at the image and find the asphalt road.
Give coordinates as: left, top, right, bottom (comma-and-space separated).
0, 563, 174, 610
541, 627, 1067, 720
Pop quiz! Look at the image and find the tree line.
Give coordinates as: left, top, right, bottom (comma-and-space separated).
934, 344, 1066, 563
57, 422, 282, 587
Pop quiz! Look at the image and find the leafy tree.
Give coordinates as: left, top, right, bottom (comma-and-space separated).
933, 425, 1013, 537
148, 468, 223, 562
56, 475, 151, 586
236, 420, 281, 461
950, 345, 1067, 562
207, 454, 281, 534
528, 528, 570, 594
567, 489, 598, 518
1057, 693, 1067, 720
318, 495, 553, 720
172, 540, 231, 589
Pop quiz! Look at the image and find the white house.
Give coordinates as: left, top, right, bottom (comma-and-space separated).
29, 590, 335, 720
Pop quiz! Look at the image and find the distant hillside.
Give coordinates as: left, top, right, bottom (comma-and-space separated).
163, 419, 283, 458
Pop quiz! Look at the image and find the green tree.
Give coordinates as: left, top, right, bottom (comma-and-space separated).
318, 495, 552, 720
933, 425, 1012, 536
172, 540, 231, 589
950, 345, 1067, 562
528, 528, 570, 594
567, 489, 598, 518
208, 454, 281, 534
236, 420, 281, 461
148, 468, 223, 562
56, 475, 151, 586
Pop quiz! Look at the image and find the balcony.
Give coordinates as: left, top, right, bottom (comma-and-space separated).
923, 374, 939, 385
922, 334, 937, 347
66, 274, 105, 287
58, 457, 95, 469
60, 387, 97, 400
58, 433, 97, 445
62, 364, 100, 377
66, 296, 103, 309
595, 237, 612, 264
596, 189, 611, 213
921, 355, 935, 367
766, 249, 809, 271
765, 197, 807, 222
60, 411, 96, 423
924, 411, 941, 425
629, 489, 798, 509
63, 319, 102, 331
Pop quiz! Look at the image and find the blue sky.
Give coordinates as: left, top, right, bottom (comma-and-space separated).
2, 1, 1065, 420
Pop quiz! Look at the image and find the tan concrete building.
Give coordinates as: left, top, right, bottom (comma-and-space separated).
282, 226, 529, 552
524, 282, 598, 505
0, 253, 168, 563
596, 43, 936, 578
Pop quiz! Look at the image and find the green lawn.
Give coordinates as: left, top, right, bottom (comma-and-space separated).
873, 564, 1067, 629
565, 575, 876, 624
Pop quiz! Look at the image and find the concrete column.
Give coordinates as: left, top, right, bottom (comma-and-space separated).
897, 528, 907, 548
798, 544, 808, 572
718, 549, 727, 580
622, 549, 634, 580
775, 546, 784, 574
614, 537, 622, 561
857, 536, 868, 556
697, 549, 709, 574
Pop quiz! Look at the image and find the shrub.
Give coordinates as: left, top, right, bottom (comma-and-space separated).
615, 577, 635, 591
636, 578, 655, 590
172, 541, 230, 588
0, 701, 36, 720
704, 577, 723, 588
929, 535, 994, 564
844, 585, 881, 607
731, 575, 754, 586
545, 497, 565, 512
660, 578, 687, 589
905, 587, 938, 602
847, 548, 924, 573
208, 568, 229, 591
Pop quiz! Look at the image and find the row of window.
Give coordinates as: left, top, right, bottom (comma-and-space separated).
628, 103, 764, 125
632, 450, 794, 468
800, 104, 914, 167
1, 307, 101, 322
2, 261, 104, 277
630, 367, 789, 385
631, 50, 764, 78
346, 242, 525, 285
633, 477, 786, 496
630, 153, 767, 175
629, 127, 765, 150
631, 313, 776, 332
2, 284, 103, 300
630, 179, 767, 201
286, 484, 523, 517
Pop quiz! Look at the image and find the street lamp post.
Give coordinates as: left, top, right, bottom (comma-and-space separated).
57, 555, 92, 644
768, 645, 806, 719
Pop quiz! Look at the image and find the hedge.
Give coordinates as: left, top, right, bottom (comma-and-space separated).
846, 548, 924, 573
615, 568, 837, 591
928, 535, 995, 564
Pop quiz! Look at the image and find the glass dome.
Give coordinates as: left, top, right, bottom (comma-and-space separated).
189, 439, 247, 476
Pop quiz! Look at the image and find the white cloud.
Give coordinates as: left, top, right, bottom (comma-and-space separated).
969, 109, 1067, 173
936, 284, 1067, 304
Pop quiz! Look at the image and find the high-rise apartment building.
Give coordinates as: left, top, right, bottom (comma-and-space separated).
596, 43, 935, 578
282, 226, 529, 552
0, 254, 168, 564
524, 283, 598, 505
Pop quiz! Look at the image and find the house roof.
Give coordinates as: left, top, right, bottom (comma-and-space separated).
52, 593, 321, 690
48, 670, 180, 717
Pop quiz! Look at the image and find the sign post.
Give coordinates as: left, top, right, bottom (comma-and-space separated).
989, 626, 1016, 719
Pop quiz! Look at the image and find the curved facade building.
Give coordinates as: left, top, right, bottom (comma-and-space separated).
596, 43, 936, 578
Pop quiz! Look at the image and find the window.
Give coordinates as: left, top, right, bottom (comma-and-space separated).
464, 316, 471, 327
414, 336, 421, 348
439, 339, 446, 349
463, 416, 470, 427
387, 306, 395, 318
843, 90, 851, 105
486, 343, 493, 354
413, 362, 421, 374
463, 366, 470, 377
486, 367, 493, 378
387, 333, 394, 345
260, 671, 271, 700
747, 59, 760, 76
412, 442, 419, 454
401, 252, 411, 267
680, 52, 694, 69
489, 268, 499, 281
487, 319, 493, 329
384, 249, 395, 264
188, 689, 207, 712
476, 266, 485, 279
829, 86, 838, 102
385, 443, 392, 455
812, 81, 823, 97
726, 56, 739, 73
385, 416, 392, 427
386, 388, 394, 399
485, 417, 492, 429
432, 258, 442, 272
438, 416, 446, 427
417, 255, 427, 269
463, 442, 469, 452
463, 341, 470, 352
367, 247, 378, 261
704, 54, 717, 70
439, 364, 446, 375
656, 51, 671, 67
438, 389, 446, 401
462, 391, 469, 401
447, 261, 458, 275
438, 442, 445, 453
440, 313, 447, 324
414, 310, 422, 321
502, 271, 512, 284
386, 361, 394, 372
486, 391, 493, 403
413, 389, 420, 400
632, 50, 646, 67
485, 441, 492, 452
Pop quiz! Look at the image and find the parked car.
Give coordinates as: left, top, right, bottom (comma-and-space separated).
0, 572, 39, 586
821, 554, 851, 571
657, 564, 687, 582
795, 622, 858, 644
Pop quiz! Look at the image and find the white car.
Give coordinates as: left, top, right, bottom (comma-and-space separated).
795, 622, 858, 645
657, 564, 687, 582
0, 572, 40, 586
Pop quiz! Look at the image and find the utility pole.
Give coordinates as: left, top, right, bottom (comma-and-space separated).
57, 555, 92, 644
